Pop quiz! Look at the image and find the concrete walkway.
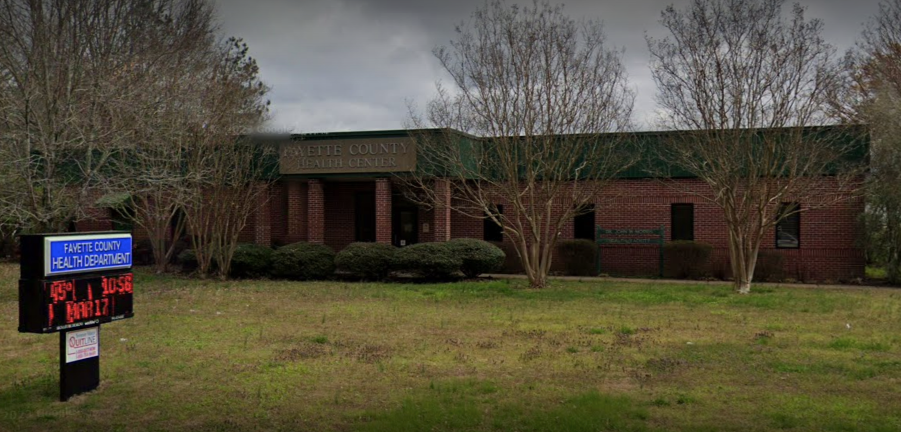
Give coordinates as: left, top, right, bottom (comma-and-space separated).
484, 273, 895, 291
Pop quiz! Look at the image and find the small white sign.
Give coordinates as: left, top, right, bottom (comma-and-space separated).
66, 327, 99, 363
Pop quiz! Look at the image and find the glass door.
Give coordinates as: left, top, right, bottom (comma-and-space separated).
392, 207, 418, 247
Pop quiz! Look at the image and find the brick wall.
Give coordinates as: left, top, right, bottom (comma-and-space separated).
75, 211, 113, 232
234, 180, 306, 247
287, 181, 308, 243
75, 189, 114, 232
308, 179, 325, 244
323, 181, 376, 251
445, 178, 864, 282
269, 182, 288, 244
375, 178, 392, 244
81, 175, 864, 282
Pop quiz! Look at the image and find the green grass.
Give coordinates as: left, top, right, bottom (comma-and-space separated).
2, 263, 901, 431
866, 266, 887, 280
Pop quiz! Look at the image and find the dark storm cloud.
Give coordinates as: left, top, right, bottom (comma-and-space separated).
213, 0, 884, 132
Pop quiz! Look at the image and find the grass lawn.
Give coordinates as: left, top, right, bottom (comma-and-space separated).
866, 266, 888, 281
2, 264, 901, 431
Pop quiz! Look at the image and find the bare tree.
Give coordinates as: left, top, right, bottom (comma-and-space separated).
103, 0, 220, 273
180, 38, 272, 279
836, 0, 901, 284
26, 0, 275, 277
0, 0, 171, 232
647, 0, 865, 294
404, 0, 635, 288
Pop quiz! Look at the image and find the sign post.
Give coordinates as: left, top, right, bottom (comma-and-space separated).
18, 232, 134, 401
596, 226, 665, 277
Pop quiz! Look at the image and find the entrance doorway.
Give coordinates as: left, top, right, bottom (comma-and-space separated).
392, 205, 418, 247
354, 192, 376, 242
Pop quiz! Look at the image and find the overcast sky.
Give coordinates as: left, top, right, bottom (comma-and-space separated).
213, 0, 884, 133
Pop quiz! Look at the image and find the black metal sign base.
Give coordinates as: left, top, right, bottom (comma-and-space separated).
60, 325, 100, 401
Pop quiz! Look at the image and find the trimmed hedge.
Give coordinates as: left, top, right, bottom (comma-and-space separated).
230, 243, 274, 279
556, 239, 598, 276
271, 242, 335, 280
663, 241, 713, 279
335, 242, 397, 280
392, 242, 462, 279
447, 238, 505, 278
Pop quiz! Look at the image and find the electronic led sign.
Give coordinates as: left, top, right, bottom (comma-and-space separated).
18, 231, 135, 401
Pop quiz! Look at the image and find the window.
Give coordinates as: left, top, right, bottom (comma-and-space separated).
671, 203, 694, 241
574, 204, 595, 241
776, 203, 800, 248
483, 204, 504, 242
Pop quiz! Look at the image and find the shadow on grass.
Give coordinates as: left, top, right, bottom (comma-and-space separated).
354, 380, 649, 432
0, 372, 63, 425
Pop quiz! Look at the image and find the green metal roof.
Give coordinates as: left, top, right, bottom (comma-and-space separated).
252, 124, 870, 180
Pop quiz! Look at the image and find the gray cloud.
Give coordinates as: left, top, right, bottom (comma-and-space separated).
213, 0, 884, 132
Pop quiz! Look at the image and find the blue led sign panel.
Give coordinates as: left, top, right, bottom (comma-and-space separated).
44, 234, 133, 277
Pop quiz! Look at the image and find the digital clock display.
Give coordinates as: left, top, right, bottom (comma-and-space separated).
19, 272, 134, 333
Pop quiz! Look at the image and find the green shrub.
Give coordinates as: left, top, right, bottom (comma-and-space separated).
556, 239, 598, 276
168, 237, 191, 264
446, 238, 505, 278
755, 250, 785, 282
335, 242, 397, 280
271, 242, 335, 280
177, 248, 198, 272
229, 243, 274, 279
663, 241, 713, 279
392, 242, 462, 279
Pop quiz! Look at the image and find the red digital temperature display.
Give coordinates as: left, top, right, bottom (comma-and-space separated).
19, 272, 134, 333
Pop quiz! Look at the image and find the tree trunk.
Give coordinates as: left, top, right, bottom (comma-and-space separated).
529, 272, 548, 289
728, 225, 750, 294
152, 235, 168, 273
517, 239, 551, 289
727, 224, 762, 295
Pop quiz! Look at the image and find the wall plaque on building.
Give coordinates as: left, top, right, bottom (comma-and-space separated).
279, 137, 416, 174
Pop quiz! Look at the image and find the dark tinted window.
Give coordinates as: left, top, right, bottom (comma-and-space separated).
671, 204, 694, 241
574, 204, 595, 241
776, 203, 800, 248
484, 205, 504, 242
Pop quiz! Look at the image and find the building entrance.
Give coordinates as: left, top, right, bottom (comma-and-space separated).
354, 192, 376, 242
392, 205, 418, 247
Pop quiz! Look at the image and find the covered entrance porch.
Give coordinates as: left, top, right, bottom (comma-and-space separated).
271, 177, 452, 251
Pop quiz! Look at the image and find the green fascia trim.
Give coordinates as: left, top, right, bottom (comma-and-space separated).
239, 124, 875, 181
437, 124, 869, 180
95, 192, 131, 207
250, 127, 479, 142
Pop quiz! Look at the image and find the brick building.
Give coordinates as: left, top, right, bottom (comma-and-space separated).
81, 127, 867, 282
